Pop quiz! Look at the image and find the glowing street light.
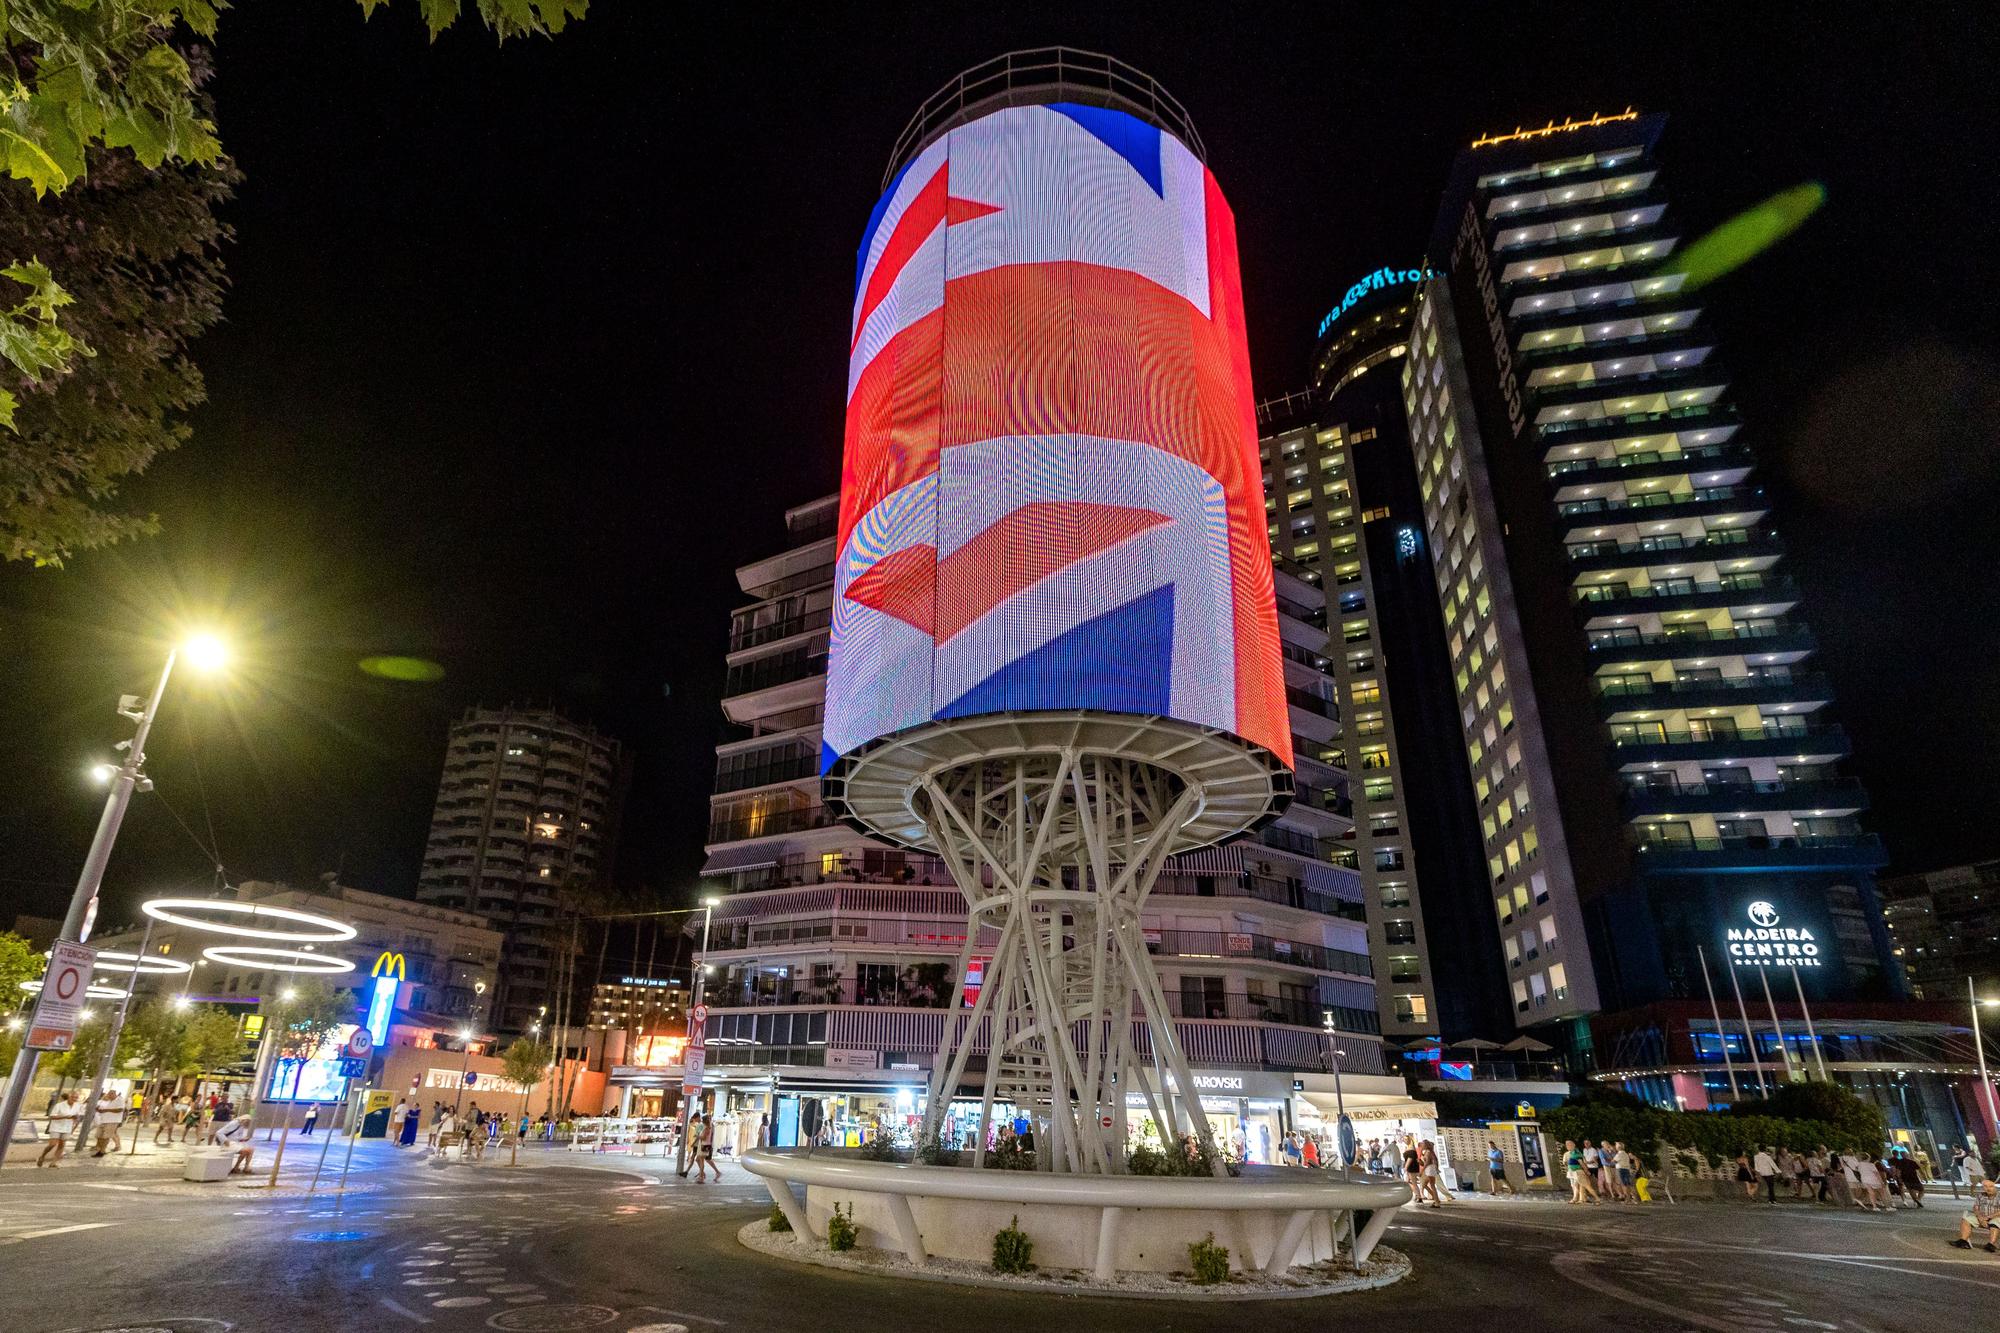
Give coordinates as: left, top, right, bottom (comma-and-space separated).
0, 630, 236, 1163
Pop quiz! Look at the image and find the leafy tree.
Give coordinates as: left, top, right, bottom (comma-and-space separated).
46, 1010, 137, 1086
0, 0, 584, 561
498, 1035, 552, 1165
0, 2, 584, 196
0, 114, 233, 563
123, 998, 194, 1076
184, 1005, 244, 1071
0, 930, 44, 996
259, 979, 355, 1182
1736, 1080, 1885, 1148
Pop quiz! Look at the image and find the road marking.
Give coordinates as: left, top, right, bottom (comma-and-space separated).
0, 1221, 115, 1243
627, 1306, 724, 1327
1553, 1252, 1744, 1333
381, 1296, 433, 1324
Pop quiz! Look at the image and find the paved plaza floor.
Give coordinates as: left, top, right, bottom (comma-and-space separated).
1, 1136, 1994, 1332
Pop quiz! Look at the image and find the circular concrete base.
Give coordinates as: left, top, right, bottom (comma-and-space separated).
737, 1221, 1411, 1301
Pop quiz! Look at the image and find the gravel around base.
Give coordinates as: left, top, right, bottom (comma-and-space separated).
737, 1221, 1411, 1300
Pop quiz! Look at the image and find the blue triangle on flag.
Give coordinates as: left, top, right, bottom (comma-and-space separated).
1048, 102, 1166, 197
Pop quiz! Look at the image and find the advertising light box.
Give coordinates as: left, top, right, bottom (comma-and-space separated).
823, 102, 1290, 773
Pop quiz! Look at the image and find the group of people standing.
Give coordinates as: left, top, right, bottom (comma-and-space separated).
1562, 1139, 1648, 1204
1734, 1144, 1932, 1210
34, 1086, 247, 1167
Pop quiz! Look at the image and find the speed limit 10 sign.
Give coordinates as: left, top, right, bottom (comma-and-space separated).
27, 940, 96, 1051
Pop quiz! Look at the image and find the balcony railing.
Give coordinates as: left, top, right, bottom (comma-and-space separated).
1596, 671, 1826, 702
729, 606, 832, 653
1547, 441, 1745, 480
1623, 776, 1864, 802
1152, 872, 1366, 922
1576, 575, 1794, 608
1632, 832, 1884, 857
1163, 991, 1322, 1027
1285, 688, 1340, 721
1609, 721, 1845, 749
713, 753, 818, 795
1566, 527, 1777, 563
723, 650, 827, 698
1557, 484, 1763, 520
1588, 619, 1809, 652
707, 804, 839, 844
1146, 929, 1372, 978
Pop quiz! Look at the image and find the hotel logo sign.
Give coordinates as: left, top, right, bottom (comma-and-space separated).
1726, 901, 1821, 968
1454, 201, 1527, 440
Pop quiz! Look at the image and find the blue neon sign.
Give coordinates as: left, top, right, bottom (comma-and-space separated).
1317, 266, 1434, 339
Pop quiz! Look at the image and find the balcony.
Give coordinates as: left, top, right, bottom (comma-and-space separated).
1622, 776, 1869, 817
706, 804, 840, 846
1631, 832, 1887, 871
712, 752, 819, 795
1586, 619, 1816, 665
729, 606, 832, 654
1163, 991, 1321, 1027
1565, 527, 1783, 572
1538, 402, 1738, 442
1547, 440, 1754, 489
1152, 872, 1367, 922
1575, 575, 1800, 620
1608, 721, 1850, 764
1555, 484, 1768, 532
1145, 929, 1372, 978
1595, 671, 1834, 717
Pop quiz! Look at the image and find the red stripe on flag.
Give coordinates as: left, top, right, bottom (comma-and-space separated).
846, 502, 1170, 643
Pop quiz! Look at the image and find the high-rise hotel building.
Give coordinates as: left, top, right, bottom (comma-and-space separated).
1401, 111, 1901, 1064
676, 495, 1431, 1156
416, 706, 628, 1033
1250, 267, 1517, 1049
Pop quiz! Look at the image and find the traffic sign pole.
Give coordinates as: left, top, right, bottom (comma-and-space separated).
0, 645, 183, 1166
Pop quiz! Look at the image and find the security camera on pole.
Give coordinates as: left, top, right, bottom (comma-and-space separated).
0, 633, 229, 1166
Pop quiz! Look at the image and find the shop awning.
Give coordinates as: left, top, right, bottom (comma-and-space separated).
1295, 1091, 1438, 1123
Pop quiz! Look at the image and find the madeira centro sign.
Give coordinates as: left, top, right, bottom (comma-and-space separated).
1317, 266, 1434, 339
1725, 900, 1821, 968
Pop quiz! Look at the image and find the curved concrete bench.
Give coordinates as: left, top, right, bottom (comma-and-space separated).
740, 1148, 1409, 1278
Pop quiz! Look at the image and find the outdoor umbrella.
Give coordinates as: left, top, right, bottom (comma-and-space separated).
1500, 1035, 1554, 1052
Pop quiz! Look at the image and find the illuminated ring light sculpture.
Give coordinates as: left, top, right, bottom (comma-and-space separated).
200, 945, 354, 974
143, 898, 358, 944
91, 949, 194, 976
21, 979, 130, 1001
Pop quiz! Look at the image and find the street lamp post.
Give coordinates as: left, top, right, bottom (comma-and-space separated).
1321, 1009, 1349, 1179
675, 896, 719, 1177
453, 981, 488, 1119
1971, 977, 1999, 1142
0, 633, 226, 1166
69, 915, 155, 1151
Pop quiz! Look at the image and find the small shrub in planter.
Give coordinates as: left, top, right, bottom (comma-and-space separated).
1187, 1233, 1231, 1286
767, 1202, 792, 1233
859, 1133, 903, 1163
825, 1202, 858, 1252
915, 1133, 962, 1167
986, 1137, 1036, 1171
992, 1215, 1035, 1274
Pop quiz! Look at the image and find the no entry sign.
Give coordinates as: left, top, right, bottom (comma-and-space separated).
27, 940, 96, 1051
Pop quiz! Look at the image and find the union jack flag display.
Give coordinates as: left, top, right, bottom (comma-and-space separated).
822, 102, 1291, 773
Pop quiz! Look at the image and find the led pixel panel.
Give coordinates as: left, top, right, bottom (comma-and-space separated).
823, 102, 1290, 773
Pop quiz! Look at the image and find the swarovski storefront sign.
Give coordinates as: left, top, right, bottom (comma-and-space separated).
1725, 900, 1822, 968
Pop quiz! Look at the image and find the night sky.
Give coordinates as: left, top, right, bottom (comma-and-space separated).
1, 5, 1995, 934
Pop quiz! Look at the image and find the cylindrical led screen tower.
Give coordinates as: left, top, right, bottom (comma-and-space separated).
822, 52, 1291, 1174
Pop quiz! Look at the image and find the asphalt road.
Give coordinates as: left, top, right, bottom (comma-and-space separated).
2, 1139, 1995, 1333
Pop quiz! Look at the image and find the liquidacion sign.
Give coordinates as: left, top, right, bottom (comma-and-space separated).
1725, 900, 1822, 968
1317, 266, 1434, 339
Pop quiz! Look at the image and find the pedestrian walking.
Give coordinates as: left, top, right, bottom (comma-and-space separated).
1401, 1136, 1424, 1201
37, 1091, 79, 1167
1614, 1142, 1637, 1202
1488, 1139, 1517, 1196
1302, 1133, 1321, 1169
1951, 1146, 1972, 1199
1564, 1140, 1599, 1204
1735, 1150, 1757, 1199
1892, 1150, 1924, 1208
300, 1103, 319, 1136
694, 1108, 722, 1181
1950, 1179, 2000, 1252
1753, 1145, 1781, 1203
156, 1096, 186, 1146
1845, 1151, 1887, 1210
1596, 1141, 1620, 1201
1418, 1140, 1448, 1206
1582, 1139, 1604, 1194
1808, 1147, 1830, 1203
90, 1087, 126, 1156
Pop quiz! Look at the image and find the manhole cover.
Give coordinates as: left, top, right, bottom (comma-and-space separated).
485, 1305, 619, 1331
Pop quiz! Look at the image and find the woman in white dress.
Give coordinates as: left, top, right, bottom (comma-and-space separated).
1845, 1151, 1886, 1210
